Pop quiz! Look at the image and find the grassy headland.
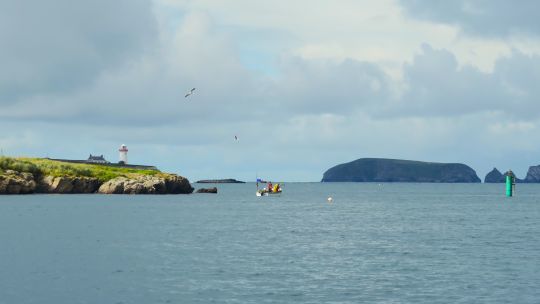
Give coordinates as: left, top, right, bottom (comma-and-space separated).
0, 157, 160, 182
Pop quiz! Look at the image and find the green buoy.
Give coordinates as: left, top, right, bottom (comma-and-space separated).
505, 170, 516, 197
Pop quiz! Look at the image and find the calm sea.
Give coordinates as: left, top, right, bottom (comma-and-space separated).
1, 183, 539, 304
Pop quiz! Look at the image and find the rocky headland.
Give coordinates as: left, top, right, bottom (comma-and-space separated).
0, 157, 193, 194
523, 165, 540, 182
0, 170, 37, 194
322, 158, 481, 183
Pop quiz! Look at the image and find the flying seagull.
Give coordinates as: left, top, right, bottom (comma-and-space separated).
185, 88, 196, 98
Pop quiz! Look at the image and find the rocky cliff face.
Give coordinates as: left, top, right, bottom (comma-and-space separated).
524, 165, 540, 183
36, 176, 102, 193
0, 170, 36, 194
321, 158, 481, 183
1, 172, 193, 194
98, 175, 193, 194
163, 175, 194, 194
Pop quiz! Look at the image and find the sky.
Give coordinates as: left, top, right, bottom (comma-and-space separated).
1, 0, 540, 182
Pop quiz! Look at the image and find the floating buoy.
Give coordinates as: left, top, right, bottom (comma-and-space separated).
505, 169, 516, 197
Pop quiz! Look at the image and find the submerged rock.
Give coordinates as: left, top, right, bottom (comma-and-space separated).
0, 170, 36, 194
196, 187, 218, 193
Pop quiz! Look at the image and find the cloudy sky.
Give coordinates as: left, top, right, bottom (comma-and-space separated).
1, 0, 540, 181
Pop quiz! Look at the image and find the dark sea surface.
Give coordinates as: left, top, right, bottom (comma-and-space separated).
1, 183, 539, 304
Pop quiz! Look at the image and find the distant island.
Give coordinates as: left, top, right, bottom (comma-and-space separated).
484, 166, 540, 183
0, 157, 193, 194
322, 158, 481, 183
196, 179, 245, 183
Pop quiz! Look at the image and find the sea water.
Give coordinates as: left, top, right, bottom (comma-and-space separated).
1, 183, 539, 304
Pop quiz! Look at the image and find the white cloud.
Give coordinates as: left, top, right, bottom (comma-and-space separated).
158, 0, 540, 75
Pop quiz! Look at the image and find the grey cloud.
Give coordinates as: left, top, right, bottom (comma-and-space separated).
494, 50, 540, 102
384, 44, 503, 117
273, 57, 392, 115
0, 15, 392, 128
398, 0, 540, 37
382, 45, 540, 119
6, 43, 540, 127
0, 0, 157, 103
4, 30, 540, 129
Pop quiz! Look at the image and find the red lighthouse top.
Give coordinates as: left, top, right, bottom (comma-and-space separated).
119, 144, 128, 152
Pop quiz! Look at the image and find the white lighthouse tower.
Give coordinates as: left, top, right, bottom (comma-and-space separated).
119, 144, 128, 164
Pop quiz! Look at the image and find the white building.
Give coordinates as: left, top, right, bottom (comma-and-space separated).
119, 144, 128, 164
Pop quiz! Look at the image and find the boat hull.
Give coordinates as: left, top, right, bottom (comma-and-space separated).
256, 190, 282, 197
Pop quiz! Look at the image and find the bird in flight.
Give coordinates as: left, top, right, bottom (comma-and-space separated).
185, 88, 196, 98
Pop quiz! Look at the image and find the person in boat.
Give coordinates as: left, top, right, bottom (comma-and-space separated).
273, 183, 280, 193
267, 182, 273, 192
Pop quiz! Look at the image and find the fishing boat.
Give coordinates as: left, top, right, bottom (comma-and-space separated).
256, 179, 282, 196
256, 188, 282, 196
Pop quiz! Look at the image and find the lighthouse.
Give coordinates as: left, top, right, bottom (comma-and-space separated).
119, 144, 128, 164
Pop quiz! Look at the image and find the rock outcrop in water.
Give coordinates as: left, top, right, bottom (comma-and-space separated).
98, 175, 193, 194
321, 158, 481, 183
196, 187, 218, 193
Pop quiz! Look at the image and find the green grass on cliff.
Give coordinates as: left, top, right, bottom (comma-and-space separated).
0, 157, 160, 182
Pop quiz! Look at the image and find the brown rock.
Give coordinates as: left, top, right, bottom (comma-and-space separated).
0, 170, 36, 194
36, 176, 101, 193
97, 174, 193, 194
51, 177, 74, 193
72, 177, 102, 193
164, 175, 194, 194
196, 187, 218, 193
98, 177, 128, 194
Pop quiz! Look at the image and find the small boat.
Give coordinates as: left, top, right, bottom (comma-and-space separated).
256, 179, 282, 197
256, 189, 282, 196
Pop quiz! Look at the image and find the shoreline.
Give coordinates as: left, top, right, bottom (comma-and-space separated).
0, 157, 193, 195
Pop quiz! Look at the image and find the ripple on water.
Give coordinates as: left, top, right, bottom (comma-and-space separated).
0, 184, 540, 303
